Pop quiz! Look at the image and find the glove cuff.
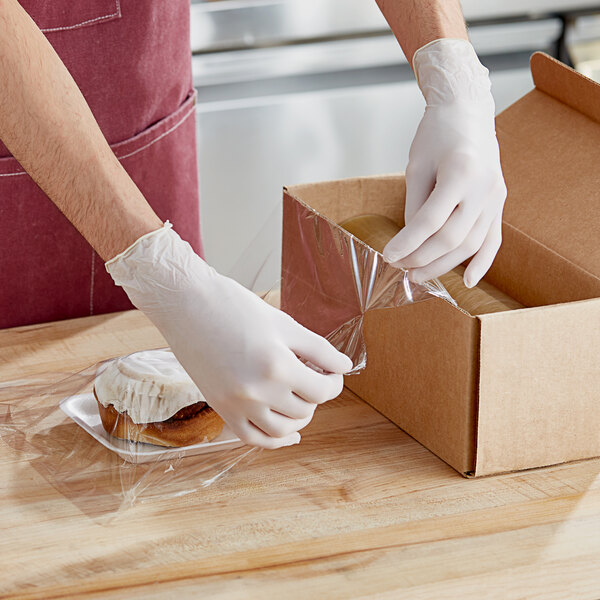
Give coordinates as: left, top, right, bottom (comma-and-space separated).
413, 38, 493, 108
105, 221, 211, 306
105, 221, 173, 270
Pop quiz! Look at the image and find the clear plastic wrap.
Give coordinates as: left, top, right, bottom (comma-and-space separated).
0, 363, 262, 521
0, 198, 453, 518
280, 193, 454, 372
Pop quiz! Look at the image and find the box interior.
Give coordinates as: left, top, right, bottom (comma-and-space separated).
286, 174, 561, 314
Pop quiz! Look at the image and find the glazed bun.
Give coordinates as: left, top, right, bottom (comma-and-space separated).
94, 349, 225, 447
95, 393, 225, 447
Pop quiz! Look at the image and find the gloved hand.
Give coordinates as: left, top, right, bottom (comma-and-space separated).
383, 38, 507, 288
106, 223, 353, 449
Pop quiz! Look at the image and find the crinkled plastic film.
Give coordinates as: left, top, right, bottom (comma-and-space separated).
0, 192, 454, 519
0, 358, 263, 522
279, 192, 454, 373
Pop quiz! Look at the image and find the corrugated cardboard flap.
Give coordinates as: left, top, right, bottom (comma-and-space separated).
489, 53, 600, 308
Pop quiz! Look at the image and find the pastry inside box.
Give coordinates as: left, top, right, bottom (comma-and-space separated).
339, 213, 523, 316
94, 349, 225, 447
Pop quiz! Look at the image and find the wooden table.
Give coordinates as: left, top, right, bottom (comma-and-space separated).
1, 311, 599, 599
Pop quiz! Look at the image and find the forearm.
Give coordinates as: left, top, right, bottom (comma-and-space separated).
0, 0, 162, 260
374, 0, 468, 65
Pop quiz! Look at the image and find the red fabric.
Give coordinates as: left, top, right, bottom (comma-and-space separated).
0, 0, 202, 329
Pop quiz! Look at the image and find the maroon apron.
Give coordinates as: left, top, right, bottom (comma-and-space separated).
0, 1, 203, 329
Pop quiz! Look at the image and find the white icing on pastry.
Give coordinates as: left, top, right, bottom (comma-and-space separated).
94, 349, 206, 424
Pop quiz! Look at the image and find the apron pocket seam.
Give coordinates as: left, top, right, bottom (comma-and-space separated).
0, 89, 197, 176
114, 90, 197, 161
35, 1, 122, 33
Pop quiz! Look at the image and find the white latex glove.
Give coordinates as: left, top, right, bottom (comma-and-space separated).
106, 223, 353, 449
383, 39, 507, 288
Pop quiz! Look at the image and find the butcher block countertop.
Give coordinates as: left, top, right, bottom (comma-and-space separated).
1, 310, 600, 600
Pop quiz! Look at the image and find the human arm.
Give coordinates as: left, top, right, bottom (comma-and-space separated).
0, 0, 352, 448
374, 0, 506, 287
374, 0, 468, 64
0, 0, 161, 260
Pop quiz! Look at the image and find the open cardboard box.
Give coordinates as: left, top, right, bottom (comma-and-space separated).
280, 53, 600, 477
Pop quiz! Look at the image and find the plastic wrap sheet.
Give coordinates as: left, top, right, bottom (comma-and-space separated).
280, 194, 454, 373
0, 357, 262, 521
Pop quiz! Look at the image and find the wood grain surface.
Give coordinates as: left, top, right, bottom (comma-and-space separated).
1, 310, 599, 599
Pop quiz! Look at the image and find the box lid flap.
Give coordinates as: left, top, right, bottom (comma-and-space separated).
491, 53, 600, 306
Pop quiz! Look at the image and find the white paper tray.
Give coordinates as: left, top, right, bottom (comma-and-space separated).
60, 393, 245, 463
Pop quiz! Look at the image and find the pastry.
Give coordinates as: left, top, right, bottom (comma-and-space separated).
94, 349, 224, 447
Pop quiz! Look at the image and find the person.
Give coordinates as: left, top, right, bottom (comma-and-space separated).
0, 0, 505, 449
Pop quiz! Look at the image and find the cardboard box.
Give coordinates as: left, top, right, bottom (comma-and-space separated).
280, 53, 600, 477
